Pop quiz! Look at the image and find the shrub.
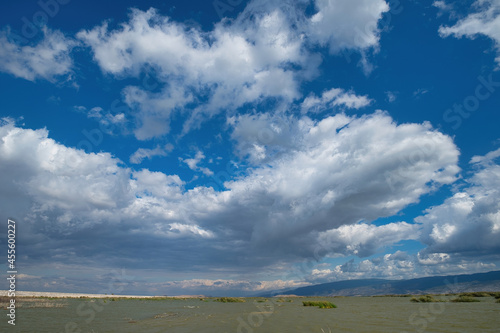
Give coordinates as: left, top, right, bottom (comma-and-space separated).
302, 301, 337, 309
410, 295, 443, 303
214, 297, 245, 303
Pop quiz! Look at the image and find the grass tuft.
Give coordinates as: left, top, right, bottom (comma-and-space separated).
410, 295, 444, 303
276, 298, 293, 303
214, 297, 245, 303
302, 301, 337, 309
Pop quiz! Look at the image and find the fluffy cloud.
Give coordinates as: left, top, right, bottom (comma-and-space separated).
0, 111, 462, 290
416, 148, 500, 258
226, 111, 460, 267
131, 169, 184, 199
180, 150, 213, 176
308, 0, 390, 52
317, 222, 419, 257
438, 0, 500, 65
224, 114, 459, 261
77, 7, 306, 138
0, 27, 75, 82
301, 87, 372, 113
306, 250, 496, 283
433, 0, 454, 17
229, 113, 300, 164
77, 0, 391, 139
306, 252, 418, 283
0, 119, 131, 230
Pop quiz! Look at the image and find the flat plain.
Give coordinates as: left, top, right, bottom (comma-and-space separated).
1, 295, 499, 332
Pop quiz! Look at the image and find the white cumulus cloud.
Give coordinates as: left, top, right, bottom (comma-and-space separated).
301, 87, 372, 113
0, 112, 462, 281
308, 0, 390, 53
438, 0, 500, 66
77, 1, 392, 139
0, 27, 75, 82
180, 150, 213, 176
417, 149, 500, 258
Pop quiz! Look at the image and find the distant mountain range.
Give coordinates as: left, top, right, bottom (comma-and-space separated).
260, 270, 500, 297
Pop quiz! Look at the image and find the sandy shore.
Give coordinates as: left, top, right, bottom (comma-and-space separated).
0, 290, 203, 298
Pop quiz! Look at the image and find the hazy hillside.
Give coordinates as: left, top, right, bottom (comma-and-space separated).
261, 271, 500, 297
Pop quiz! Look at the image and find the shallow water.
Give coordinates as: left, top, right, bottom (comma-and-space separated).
2, 296, 499, 332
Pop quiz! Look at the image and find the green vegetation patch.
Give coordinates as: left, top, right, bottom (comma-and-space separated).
302, 301, 337, 309
450, 295, 480, 303
410, 295, 444, 303
214, 297, 246, 303
276, 298, 293, 303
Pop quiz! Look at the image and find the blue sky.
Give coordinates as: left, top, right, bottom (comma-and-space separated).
1, 0, 500, 296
